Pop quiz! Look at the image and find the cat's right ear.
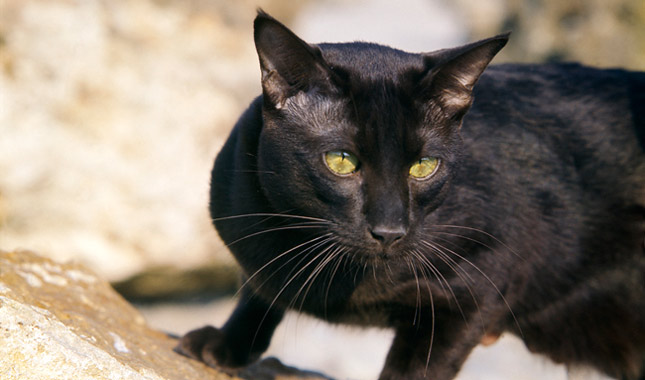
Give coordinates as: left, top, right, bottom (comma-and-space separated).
254, 11, 335, 109
418, 33, 509, 122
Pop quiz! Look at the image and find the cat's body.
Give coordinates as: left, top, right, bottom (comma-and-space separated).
177, 12, 645, 380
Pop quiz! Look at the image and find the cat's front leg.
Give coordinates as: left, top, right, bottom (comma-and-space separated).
379, 321, 483, 380
175, 292, 284, 369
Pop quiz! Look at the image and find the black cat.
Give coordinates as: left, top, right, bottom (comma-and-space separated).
176, 11, 645, 380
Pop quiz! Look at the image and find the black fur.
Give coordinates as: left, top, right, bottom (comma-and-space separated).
176, 11, 645, 380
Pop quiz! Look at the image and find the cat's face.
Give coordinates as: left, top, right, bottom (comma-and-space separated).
253, 14, 507, 260
257, 68, 458, 260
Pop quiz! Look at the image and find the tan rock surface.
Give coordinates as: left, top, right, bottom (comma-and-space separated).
452, 0, 645, 70
0, 250, 330, 380
0, 0, 305, 283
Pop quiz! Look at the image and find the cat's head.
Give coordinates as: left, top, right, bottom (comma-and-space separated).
253, 11, 507, 260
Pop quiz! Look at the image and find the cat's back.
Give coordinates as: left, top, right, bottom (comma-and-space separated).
472, 63, 644, 149
465, 63, 645, 203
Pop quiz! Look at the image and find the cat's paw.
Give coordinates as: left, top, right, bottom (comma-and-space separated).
174, 325, 251, 369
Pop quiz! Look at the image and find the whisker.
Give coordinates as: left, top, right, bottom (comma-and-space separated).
292, 244, 343, 314
410, 249, 462, 320
286, 237, 335, 296
418, 258, 435, 377
268, 237, 336, 297
211, 212, 332, 224
422, 238, 523, 337
429, 224, 524, 260
384, 260, 396, 285
355, 260, 364, 286
406, 253, 435, 375
324, 248, 347, 317
250, 240, 339, 350
424, 236, 482, 290
405, 257, 422, 326
236, 233, 334, 296
410, 249, 450, 301
419, 241, 481, 329
225, 224, 329, 248
371, 260, 378, 283
265, 240, 339, 313
213, 211, 332, 241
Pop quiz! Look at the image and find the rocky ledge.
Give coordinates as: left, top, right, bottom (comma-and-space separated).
0, 250, 330, 380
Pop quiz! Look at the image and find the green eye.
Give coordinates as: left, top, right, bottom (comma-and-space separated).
324, 151, 359, 175
409, 157, 439, 179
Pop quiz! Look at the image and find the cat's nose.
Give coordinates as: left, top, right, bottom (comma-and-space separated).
369, 225, 406, 246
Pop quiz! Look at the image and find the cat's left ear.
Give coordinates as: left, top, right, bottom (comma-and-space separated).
419, 33, 509, 121
253, 11, 336, 108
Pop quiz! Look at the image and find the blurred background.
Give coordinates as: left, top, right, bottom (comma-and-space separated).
0, 0, 642, 379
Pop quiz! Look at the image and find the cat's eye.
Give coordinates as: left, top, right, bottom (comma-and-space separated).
409, 157, 440, 179
324, 150, 359, 175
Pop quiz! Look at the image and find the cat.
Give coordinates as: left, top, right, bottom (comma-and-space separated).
175, 11, 645, 380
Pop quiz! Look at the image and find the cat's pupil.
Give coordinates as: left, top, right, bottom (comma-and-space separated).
324, 150, 359, 176
409, 157, 439, 179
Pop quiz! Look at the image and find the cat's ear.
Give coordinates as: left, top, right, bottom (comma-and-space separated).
253, 11, 335, 108
419, 33, 509, 121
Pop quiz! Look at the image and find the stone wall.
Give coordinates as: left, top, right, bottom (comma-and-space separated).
0, 0, 310, 283
0, 250, 330, 380
453, 0, 645, 70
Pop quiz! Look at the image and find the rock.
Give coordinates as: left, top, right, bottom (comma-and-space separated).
0, 250, 331, 380
0, 0, 307, 284
112, 263, 241, 303
451, 0, 645, 71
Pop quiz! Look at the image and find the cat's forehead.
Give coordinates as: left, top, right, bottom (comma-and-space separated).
281, 92, 356, 136
272, 43, 431, 141
277, 83, 427, 156
318, 42, 425, 80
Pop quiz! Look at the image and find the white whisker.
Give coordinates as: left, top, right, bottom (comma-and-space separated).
406, 253, 435, 375
324, 248, 347, 317
226, 224, 330, 248
422, 235, 523, 337
419, 241, 481, 329
292, 244, 343, 313
236, 233, 334, 296
429, 224, 524, 260
410, 248, 463, 321
405, 257, 422, 326
211, 212, 332, 224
